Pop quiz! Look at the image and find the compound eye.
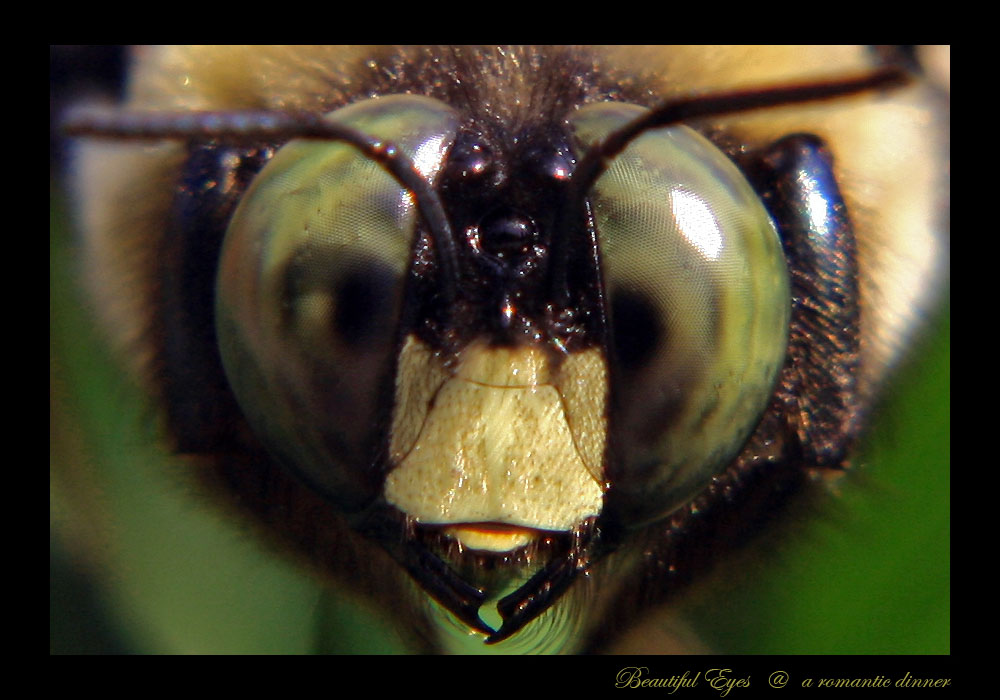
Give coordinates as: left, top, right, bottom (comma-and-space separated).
216, 95, 459, 510
569, 102, 791, 527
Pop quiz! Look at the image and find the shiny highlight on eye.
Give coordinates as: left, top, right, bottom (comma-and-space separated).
671, 187, 724, 260
569, 101, 791, 526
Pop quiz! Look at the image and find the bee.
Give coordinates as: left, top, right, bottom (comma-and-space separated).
51, 46, 948, 654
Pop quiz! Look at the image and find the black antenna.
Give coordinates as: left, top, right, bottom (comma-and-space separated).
64, 108, 461, 306
549, 66, 910, 306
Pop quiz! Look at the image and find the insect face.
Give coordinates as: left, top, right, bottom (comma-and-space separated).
53, 46, 948, 654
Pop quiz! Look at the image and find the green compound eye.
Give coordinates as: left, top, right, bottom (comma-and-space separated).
569, 102, 791, 528
216, 95, 459, 511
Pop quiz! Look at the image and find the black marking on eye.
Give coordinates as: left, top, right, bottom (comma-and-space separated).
610, 291, 662, 371
328, 262, 398, 349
